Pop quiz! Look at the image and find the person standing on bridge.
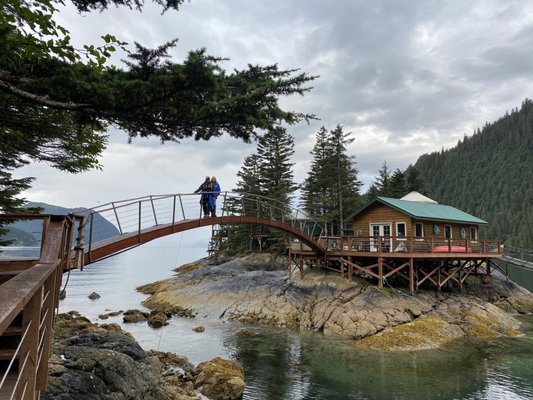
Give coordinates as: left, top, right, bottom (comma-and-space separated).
194, 176, 213, 218
210, 176, 221, 217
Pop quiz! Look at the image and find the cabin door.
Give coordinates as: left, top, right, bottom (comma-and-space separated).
370, 224, 391, 252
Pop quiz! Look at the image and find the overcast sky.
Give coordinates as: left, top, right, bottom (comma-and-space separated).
14, 0, 533, 209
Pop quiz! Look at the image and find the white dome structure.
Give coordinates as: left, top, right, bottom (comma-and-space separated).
400, 191, 438, 204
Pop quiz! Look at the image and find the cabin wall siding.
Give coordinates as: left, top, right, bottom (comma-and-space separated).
349, 203, 480, 240
419, 221, 479, 241
349, 204, 412, 237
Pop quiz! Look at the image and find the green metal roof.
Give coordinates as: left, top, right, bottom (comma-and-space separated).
351, 196, 488, 225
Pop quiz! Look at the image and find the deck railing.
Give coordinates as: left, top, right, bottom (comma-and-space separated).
290, 235, 502, 255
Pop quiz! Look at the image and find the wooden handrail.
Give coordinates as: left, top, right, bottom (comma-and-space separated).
0, 262, 58, 337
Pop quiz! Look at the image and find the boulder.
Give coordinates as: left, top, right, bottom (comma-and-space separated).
88, 292, 101, 300
123, 309, 149, 323
147, 311, 169, 328
194, 357, 245, 400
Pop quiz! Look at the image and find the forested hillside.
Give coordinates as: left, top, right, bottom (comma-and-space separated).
415, 99, 533, 249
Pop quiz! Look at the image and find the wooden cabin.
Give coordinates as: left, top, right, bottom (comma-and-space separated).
344, 192, 492, 254
289, 192, 502, 293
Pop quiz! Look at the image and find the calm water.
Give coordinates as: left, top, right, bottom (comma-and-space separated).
35, 234, 533, 400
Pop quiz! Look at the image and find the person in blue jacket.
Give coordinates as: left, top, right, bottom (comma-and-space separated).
210, 176, 221, 217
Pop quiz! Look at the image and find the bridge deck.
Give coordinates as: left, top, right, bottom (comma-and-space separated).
84, 215, 325, 265
500, 255, 533, 271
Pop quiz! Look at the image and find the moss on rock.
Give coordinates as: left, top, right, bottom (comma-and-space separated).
194, 357, 245, 400
356, 316, 462, 351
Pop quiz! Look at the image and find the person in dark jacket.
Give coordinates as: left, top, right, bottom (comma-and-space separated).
194, 176, 213, 218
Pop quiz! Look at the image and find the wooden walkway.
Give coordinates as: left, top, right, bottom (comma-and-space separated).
500, 255, 533, 271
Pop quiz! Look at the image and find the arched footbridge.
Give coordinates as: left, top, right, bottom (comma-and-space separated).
77, 192, 326, 265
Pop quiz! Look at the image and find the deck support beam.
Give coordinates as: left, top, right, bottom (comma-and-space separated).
378, 257, 383, 289
409, 258, 414, 295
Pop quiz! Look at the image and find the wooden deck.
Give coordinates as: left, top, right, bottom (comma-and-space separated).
288, 236, 502, 294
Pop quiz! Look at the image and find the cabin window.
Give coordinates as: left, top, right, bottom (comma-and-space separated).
396, 222, 406, 238
445, 225, 452, 239
415, 223, 423, 237
470, 227, 477, 241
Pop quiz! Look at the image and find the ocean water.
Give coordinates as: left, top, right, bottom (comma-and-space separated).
28, 234, 533, 399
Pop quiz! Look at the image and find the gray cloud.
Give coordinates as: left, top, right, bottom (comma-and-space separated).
16, 0, 533, 206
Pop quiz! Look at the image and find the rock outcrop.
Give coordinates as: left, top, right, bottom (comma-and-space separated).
138, 253, 533, 351
43, 312, 245, 400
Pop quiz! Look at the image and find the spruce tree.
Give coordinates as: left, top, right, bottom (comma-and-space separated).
389, 168, 408, 198
301, 125, 362, 235
222, 127, 298, 254
220, 154, 261, 255
301, 127, 330, 230
405, 165, 428, 195
256, 126, 298, 251
256, 127, 298, 209
368, 161, 392, 198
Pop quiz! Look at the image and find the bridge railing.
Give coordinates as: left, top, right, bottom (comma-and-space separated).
0, 215, 82, 400
79, 192, 324, 250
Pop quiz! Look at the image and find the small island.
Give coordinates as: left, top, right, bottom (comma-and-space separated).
138, 253, 533, 352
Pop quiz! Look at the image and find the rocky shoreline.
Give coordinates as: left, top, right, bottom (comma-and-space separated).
43, 312, 245, 400
138, 253, 533, 352
45, 254, 533, 399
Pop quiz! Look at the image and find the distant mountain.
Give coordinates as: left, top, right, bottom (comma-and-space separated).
1, 226, 39, 246
6, 202, 120, 245
415, 99, 533, 249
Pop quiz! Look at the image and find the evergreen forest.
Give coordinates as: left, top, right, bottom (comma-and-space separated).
414, 99, 533, 249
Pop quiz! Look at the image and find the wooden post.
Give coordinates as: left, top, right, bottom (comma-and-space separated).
378, 257, 383, 288
409, 258, 414, 295
458, 262, 463, 292
287, 249, 292, 281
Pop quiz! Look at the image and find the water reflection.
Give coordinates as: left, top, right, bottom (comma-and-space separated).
225, 319, 533, 400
